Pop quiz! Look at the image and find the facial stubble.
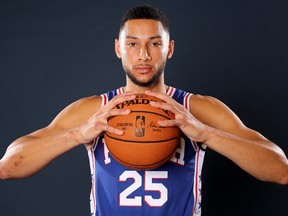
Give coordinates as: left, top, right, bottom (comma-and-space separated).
123, 63, 166, 87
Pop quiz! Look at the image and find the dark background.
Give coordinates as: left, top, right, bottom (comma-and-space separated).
0, 0, 287, 215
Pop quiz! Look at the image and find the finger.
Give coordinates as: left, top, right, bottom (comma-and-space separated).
106, 108, 131, 119
158, 119, 182, 127
104, 92, 136, 111
105, 125, 124, 135
149, 100, 182, 115
145, 90, 182, 108
145, 90, 172, 103
145, 90, 166, 100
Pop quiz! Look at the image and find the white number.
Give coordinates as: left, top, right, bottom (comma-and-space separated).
103, 139, 111, 164
170, 137, 185, 165
119, 171, 168, 207
119, 171, 142, 206
144, 171, 168, 207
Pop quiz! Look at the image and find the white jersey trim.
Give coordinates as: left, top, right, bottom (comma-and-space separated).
88, 146, 97, 215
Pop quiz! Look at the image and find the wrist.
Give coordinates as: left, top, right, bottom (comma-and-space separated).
65, 127, 84, 146
198, 126, 216, 146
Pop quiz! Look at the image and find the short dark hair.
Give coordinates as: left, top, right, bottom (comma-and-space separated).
120, 5, 169, 33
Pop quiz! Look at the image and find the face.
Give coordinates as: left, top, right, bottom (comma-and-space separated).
115, 19, 174, 87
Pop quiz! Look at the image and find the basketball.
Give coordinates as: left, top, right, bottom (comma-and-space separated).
104, 94, 181, 170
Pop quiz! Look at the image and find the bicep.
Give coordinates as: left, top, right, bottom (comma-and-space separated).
11, 96, 101, 144
190, 95, 267, 141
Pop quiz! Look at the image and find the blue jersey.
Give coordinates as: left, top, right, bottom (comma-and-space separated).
87, 87, 206, 216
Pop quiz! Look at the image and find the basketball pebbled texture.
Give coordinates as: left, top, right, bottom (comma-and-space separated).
104, 94, 181, 170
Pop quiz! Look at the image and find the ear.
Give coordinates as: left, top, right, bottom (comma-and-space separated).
167, 40, 175, 59
115, 39, 121, 59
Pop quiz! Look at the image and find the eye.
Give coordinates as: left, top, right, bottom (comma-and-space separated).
127, 42, 137, 47
151, 42, 162, 47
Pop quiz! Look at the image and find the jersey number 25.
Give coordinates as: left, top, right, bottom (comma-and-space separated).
119, 170, 168, 207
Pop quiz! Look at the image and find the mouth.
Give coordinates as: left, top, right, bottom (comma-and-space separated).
134, 65, 153, 74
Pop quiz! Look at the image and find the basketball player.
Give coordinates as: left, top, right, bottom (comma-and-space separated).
0, 5, 287, 216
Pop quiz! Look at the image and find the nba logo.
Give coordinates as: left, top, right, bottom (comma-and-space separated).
135, 116, 145, 137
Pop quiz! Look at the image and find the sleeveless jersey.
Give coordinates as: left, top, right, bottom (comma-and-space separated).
87, 86, 206, 216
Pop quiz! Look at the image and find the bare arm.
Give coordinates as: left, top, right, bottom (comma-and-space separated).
146, 91, 288, 184
0, 127, 80, 179
0, 93, 135, 179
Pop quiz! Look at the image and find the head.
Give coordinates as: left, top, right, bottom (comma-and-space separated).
119, 5, 170, 35
115, 5, 174, 88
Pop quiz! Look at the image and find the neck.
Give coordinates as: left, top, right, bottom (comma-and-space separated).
124, 76, 168, 94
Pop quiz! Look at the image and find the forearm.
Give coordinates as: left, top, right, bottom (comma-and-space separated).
0, 128, 81, 179
145, 91, 288, 184
203, 127, 288, 184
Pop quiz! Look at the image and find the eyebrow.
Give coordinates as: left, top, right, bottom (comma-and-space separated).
126, 35, 162, 40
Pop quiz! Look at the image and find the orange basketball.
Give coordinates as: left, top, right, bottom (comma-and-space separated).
104, 94, 181, 170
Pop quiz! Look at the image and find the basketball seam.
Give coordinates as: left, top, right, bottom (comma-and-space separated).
104, 133, 180, 143
109, 110, 172, 121
110, 148, 176, 169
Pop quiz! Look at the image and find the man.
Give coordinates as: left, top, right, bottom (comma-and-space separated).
0, 4, 287, 216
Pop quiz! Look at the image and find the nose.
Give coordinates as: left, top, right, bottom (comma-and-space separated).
138, 46, 151, 61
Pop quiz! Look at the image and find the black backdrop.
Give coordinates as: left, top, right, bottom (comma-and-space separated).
0, 0, 287, 215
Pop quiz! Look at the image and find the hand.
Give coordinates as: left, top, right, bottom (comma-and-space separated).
77, 92, 135, 144
145, 91, 208, 143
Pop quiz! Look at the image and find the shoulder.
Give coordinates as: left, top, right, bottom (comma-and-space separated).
189, 94, 230, 112
63, 95, 102, 115
189, 94, 265, 139
189, 94, 244, 133
190, 94, 230, 113
49, 95, 102, 130
27, 95, 102, 138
